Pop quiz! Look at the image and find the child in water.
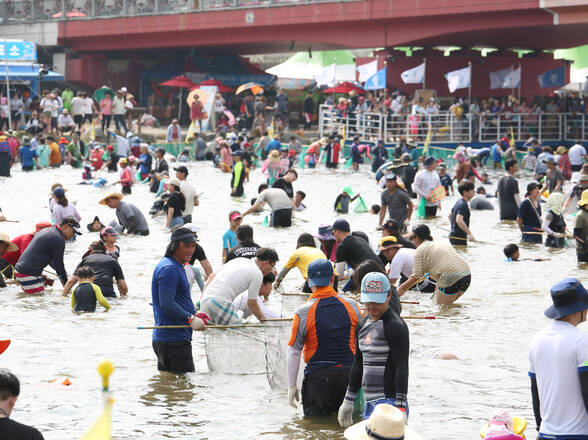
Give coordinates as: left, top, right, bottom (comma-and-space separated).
334, 186, 360, 213
71, 266, 111, 313
82, 166, 93, 180
503, 243, 550, 262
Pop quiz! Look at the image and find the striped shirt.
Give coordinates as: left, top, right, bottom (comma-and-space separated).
411, 241, 470, 288
344, 308, 409, 407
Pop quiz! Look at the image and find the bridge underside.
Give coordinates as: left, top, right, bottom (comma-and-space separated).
58, 1, 588, 54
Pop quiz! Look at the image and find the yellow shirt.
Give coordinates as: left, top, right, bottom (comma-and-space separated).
71, 282, 111, 311
284, 247, 327, 279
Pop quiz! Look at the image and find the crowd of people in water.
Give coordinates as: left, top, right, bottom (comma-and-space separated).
0, 116, 587, 440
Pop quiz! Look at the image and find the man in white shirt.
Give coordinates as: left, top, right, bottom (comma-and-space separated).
173, 165, 198, 223
529, 277, 588, 439
40, 93, 59, 132
569, 142, 588, 172
57, 109, 74, 135
82, 93, 95, 125
232, 272, 279, 320
242, 183, 295, 227
413, 156, 442, 217
71, 92, 86, 131
113, 90, 127, 134
200, 248, 279, 324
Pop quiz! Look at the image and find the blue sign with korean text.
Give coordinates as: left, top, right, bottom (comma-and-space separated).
0, 41, 37, 61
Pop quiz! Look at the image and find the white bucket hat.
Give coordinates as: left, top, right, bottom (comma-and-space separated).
344, 405, 420, 440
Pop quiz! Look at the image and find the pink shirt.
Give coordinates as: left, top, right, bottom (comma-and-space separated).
100, 98, 112, 115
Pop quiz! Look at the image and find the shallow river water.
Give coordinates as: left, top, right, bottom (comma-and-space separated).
0, 159, 585, 440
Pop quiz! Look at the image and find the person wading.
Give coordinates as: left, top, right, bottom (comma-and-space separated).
529, 278, 588, 439
287, 259, 361, 417
151, 228, 208, 374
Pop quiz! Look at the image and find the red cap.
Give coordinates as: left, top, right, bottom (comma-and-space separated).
107, 145, 114, 151
59, 137, 68, 143
229, 212, 242, 221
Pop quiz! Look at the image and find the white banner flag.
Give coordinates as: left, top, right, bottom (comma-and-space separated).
502, 66, 521, 89
314, 63, 336, 87
401, 62, 425, 84
357, 60, 378, 82
489, 67, 513, 90
445, 65, 471, 93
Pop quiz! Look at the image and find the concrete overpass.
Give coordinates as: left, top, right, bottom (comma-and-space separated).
1, 0, 588, 54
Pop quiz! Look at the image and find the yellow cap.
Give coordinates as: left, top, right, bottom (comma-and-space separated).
579, 189, 588, 207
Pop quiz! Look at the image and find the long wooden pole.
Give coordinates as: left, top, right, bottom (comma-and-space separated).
137, 314, 437, 329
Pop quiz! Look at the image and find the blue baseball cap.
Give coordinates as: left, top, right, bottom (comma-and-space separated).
360, 272, 391, 304
307, 259, 333, 287
544, 278, 588, 319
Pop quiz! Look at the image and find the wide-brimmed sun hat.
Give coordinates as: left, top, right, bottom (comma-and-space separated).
344, 404, 420, 440
544, 278, 588, 319
99, 193, 123, 205
316, 224, 334, 240
0, 233, 18, 252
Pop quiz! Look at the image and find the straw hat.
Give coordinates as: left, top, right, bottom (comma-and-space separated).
344, 405, 420, 440
579, 189, 588, 207
99, 193, 123, 205
546, 192, 565, 215
0, 233, 18, 252
556, 146, 567, 155
269, 150, 280, 163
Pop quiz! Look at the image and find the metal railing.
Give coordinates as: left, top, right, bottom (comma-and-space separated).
0, 0, 354, 22
319, 105, 588, 144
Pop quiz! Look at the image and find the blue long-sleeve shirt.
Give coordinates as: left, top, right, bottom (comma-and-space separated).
151, 257, 195, 342
14, 226, 67, 284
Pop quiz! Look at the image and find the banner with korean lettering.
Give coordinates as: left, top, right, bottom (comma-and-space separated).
0, 41, 37, 61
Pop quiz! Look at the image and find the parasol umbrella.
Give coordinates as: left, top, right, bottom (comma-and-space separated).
160, 75, 197, 121
223, 110, 236, 126
94, 86, 115, 103
236, 82, 264, 95
191, 79, 234, 93
323, 82, 365, 94
160, 75, 197, 88
186, 88, 208, 107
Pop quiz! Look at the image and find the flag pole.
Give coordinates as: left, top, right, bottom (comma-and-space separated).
4, 40, 12, 130
467, 62, 472, 102
423, 58, 426, 90
510, 64, 514, 98
518, 63, 522, 102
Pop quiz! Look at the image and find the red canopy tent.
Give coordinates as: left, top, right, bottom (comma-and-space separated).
190, 79, 234, 93
323, 82, 365, 94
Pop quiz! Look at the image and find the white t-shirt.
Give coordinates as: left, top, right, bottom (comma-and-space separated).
71, 97, 85, 115
41, 98, 59, 117
232, 292, 279, 319
58, 114, 74, 127
413, 169, 441, 207
202, 257, 263, 303
388, 248, 415, 281
257, 188, 292, 211
179, 180, 197, 217
83, 97, 94, 115
529, 320, 588, 436
569, 144, 587, 166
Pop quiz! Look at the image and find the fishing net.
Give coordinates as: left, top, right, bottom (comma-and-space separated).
264, 322, 290, 390
204, 327, 267, 375
264, 322, 306, 391
353, 195, 368, 213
